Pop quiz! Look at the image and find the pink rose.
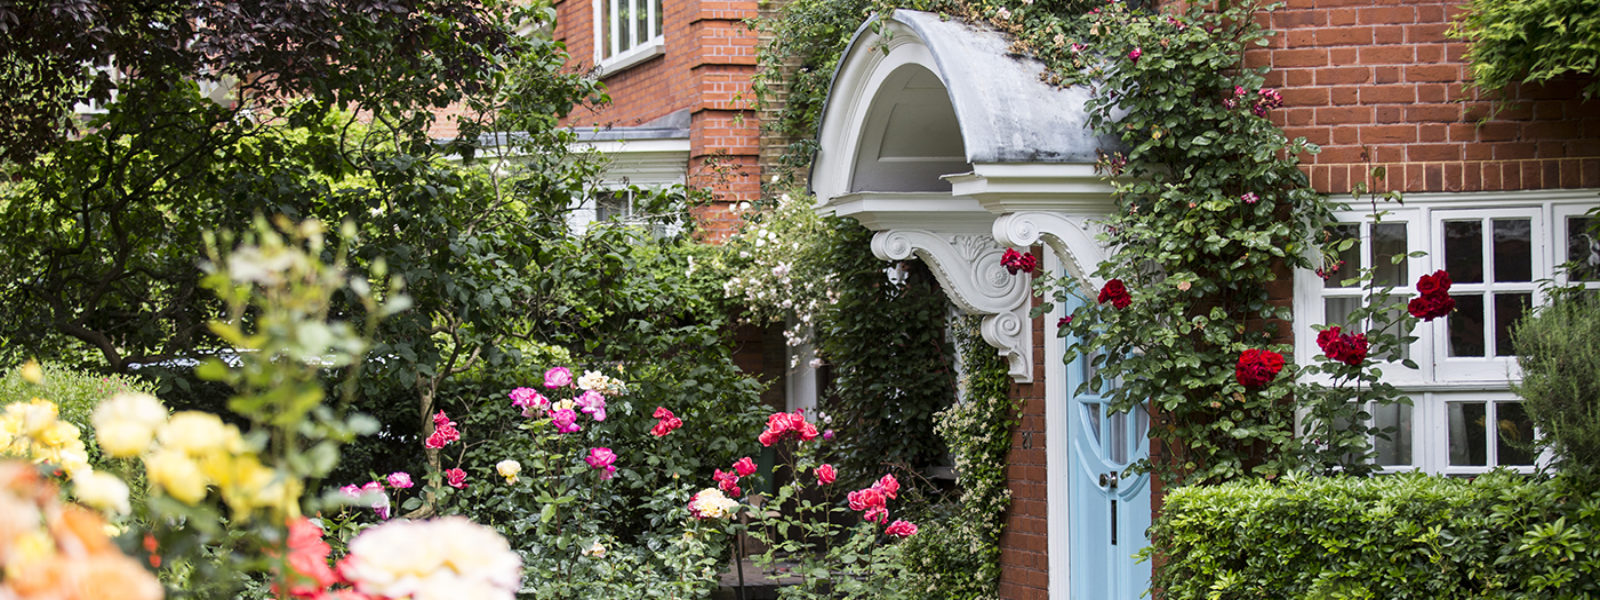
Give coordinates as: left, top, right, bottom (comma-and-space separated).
551, 408, 581, 434
713, 468, 741, 497
575, 390, 607, 421
1128, 47, 1142, 63
445, 468, 468, 489
424, 411, 460, 449
874, 474, 900, 500
885, 520, 919, 538
543, 366, 573, 389
733, 457, 757, 477
587, 447, 618, 480
386, 472, 413, 489
509, 387, 549, 417
815, 464, 836, 485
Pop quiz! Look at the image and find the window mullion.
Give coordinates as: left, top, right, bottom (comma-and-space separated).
609, 0, 621, 57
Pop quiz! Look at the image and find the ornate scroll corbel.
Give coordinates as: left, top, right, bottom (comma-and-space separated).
991, 211, 1109, 295
870, 229, 1035, 383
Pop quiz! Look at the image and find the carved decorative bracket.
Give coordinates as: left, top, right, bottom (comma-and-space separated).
992, 211, 1110, 296
871, 229, 1034, 383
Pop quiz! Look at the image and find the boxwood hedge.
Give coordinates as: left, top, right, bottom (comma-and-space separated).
1149, 472, 1600, 599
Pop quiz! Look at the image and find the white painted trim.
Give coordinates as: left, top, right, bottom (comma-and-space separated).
1043, 250, 1071, 600
596, 37, 665, 76
825, 192, 993, 232
571, 138, 691, 156
947, 163, 1118, 215
812, 19, 938, 206
870, 230, 1035, 382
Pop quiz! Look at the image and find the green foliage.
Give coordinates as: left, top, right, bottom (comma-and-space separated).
1513, 289, 1600, 478
723, 196, 957, 489
1148, 472, 1600, 599
753, 0, 875, 186
895, 317, 1019, 599
1451, 0, 1600, 100
1009, 0, 1334, 485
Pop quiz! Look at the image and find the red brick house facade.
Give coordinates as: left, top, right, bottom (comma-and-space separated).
547, 1, 1598, 598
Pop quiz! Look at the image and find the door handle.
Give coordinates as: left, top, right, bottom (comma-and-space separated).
1098, 471, 1119, 489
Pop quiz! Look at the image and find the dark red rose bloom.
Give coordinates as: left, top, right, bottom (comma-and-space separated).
1414, 270, 1453, 295
1316, 326, 1369, 366
1000, 248, 1038, 275
1098, 279, 1132, 309
1235, 349, 1285, 388
1408, 294, 1456, 321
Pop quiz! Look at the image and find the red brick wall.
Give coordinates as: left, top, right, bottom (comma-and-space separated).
997, 248, 1052, 600
554, 0, 763, 240
1250, 0, 1600, 195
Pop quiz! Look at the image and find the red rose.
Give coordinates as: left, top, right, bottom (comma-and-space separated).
1407, 293, 1456, 321
874, 474, 900, 500
1098, 279, 1132, 309
445, 468, 468, 489
1000, 248, 1038, 275
1317, 326, 1370, 366
1235, 349, 1285, 388
1415, 270, 1452, 295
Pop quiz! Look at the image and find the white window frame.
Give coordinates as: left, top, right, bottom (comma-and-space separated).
1293, 189, 1600, 473
592, 0, 665, 75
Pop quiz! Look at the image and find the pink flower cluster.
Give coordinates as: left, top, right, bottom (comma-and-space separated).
650, 406, 683, 437
575, 390, 607, 422
847, 474, 901, 524
1000, 248, 1038, 275
1408, 270, 1456, 321
1317, 326, 1369, 366
758, 410, 819, 447
1252, 88, 1283, 117
424, 411, 460, 449
586, 447, 618, 480
712, 456, 758, 497
509, 387, 549, 418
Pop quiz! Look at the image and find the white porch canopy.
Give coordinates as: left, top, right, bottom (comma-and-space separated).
809, 9, 1120, 383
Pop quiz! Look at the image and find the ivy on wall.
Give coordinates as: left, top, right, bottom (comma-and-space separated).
1451, 0, 1600, 100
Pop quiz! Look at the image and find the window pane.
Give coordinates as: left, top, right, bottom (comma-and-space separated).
1495, 402, 1537, 466
1083, 402, 1102, 447
1108, 410, 1127, 464
1494, 293, 1530, 357
1447, 294, 1486, 357
635, 0, 649, 46
1569, 216, 1599, 281
653, 0, 663, 39
1372, 222, 1408, 287
1324, 224, 1360, 289
1447, 402, 1488, 466
1324, 297, 1362, 330
1444, 220, 1484, 284
1373, 402, 1412, 466
596, 191, 629, 221
1492, 219, 1532, 282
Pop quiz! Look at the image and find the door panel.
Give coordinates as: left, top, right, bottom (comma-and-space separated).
1063, 293, 1152, 600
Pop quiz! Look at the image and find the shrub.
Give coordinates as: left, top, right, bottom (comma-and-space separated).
1149, 472, 1600, 599
1513, 290, 1600, 476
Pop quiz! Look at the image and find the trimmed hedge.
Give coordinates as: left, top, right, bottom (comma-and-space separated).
1150, 472, 1600, 599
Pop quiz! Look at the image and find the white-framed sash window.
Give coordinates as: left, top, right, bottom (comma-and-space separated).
1294, 190, 1599, 473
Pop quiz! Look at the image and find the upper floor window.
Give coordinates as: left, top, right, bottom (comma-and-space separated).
594, 0, 664, 74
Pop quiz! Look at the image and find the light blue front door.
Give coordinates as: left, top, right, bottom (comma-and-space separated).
1063, 292, 1152, 600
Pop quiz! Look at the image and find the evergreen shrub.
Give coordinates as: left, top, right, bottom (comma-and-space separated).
1149, 472, 1600, 599
1513, 290, 1600, 477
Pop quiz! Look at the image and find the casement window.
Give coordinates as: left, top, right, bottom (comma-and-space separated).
593, 0, 664, 74
1294, 191, 1599, 474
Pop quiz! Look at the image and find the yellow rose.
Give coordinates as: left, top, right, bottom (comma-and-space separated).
74, 472, 131, 515
158, 411, 229, 456
19, 359, 43, 384
496, 459, 521, 484
5, 399, 59, 438
92, 393, 168, 458
96, 421, 156, 459
38, 420, 80, 448
146, 449, 207, 505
